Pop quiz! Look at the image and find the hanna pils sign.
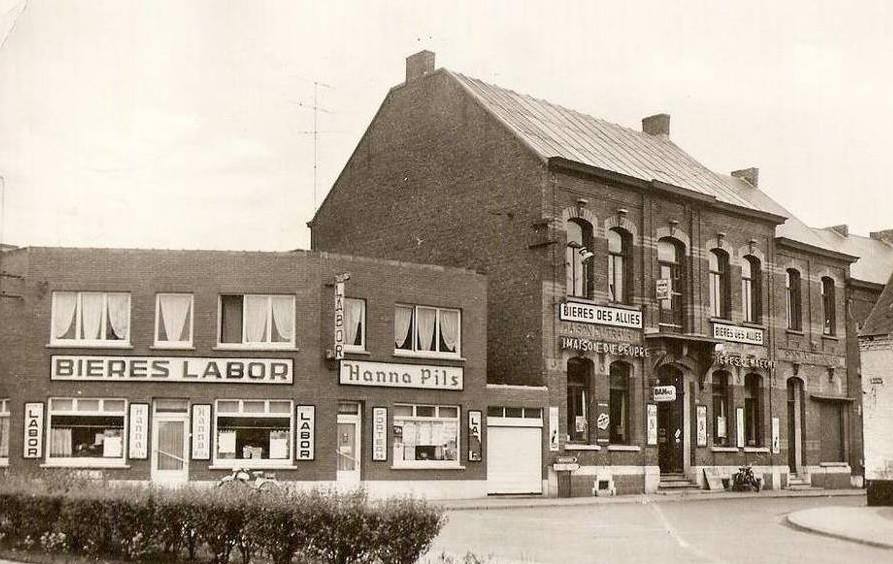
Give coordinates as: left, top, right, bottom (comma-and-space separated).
23, 402, 44, 458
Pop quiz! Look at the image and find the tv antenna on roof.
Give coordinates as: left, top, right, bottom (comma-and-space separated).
295, 80, 335, 211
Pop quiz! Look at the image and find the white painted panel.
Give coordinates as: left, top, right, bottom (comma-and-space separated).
487, 426, 542, 494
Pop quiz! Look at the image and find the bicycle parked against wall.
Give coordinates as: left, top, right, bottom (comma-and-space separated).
216, 467, 280, 491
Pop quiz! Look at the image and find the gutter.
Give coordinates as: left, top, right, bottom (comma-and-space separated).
776, 237, 859, 264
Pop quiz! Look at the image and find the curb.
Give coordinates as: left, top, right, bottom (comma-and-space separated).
786, 508, 893, 550
438, 488, 865, 512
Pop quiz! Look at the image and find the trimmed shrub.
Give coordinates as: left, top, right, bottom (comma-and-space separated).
375, 497, 447, 564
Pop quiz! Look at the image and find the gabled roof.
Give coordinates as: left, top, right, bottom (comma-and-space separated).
862, 270, 893, 336
449, 71, 758, 211
811, 228, 893, 286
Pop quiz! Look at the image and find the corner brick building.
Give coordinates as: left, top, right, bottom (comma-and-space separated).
311, 51, 893, 495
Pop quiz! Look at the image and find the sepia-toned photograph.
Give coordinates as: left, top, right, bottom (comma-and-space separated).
1, 2, 892, 563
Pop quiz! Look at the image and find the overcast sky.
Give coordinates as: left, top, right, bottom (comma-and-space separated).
1, 1, 891, 250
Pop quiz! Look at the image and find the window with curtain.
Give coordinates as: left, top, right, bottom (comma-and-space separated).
219, 294, 295, 347
154, 294, 194, 347
712, 371, 730, 446
566, 219, 594, 298
821, 277, 836, 336
607, 228, 631, 304
394, 304, 460, 357
609, 362, 630, 444
343, 298, 366, 351
0, 399, 9, 461
708, 249, 730, 319
47, 398, 126, 465
786, 269, 802, 331
741, 256, 761, 323
51, 292, 130, 345
657, 238, 685, 329
392, 404, 460, 467
744, 374, 762, 446
214, 399, 293, 467
566, 357, 591, 443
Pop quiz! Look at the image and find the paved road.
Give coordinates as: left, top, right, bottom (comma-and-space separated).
430, 496, 888, 563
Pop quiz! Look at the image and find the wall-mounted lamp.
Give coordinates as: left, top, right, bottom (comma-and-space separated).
668, 219, 679, 236
578, 247, 595, 261
576, 198, 589, 209
717, 232, 726, 248
748, 239, 758, 254
616, 208, 628, 221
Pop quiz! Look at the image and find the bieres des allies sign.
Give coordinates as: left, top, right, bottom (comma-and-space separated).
559, 301, 642, 329
51, 356, 293, 384
340, 360, 463, 391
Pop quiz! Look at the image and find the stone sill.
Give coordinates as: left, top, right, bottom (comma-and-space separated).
744, 447, 770, 453
607, 445, 641, 452
565, 444, 601, 451
711, 447, 740, 453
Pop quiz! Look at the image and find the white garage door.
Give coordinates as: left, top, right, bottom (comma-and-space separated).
487, 411, 543, 495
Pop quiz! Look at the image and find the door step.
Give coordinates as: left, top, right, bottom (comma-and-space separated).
657, 473, 702, 493
788, 474, 821, 491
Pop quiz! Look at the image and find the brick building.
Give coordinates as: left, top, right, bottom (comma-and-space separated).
311, 51, 893, 495
0, 247, 488, 499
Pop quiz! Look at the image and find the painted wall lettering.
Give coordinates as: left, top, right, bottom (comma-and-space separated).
51, 356, 293, 384
558, 301, 643, 329
339, 360, 463, 391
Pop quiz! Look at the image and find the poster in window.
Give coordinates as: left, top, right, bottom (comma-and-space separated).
128, 403, 149, 459
646, 404, 657, 446
191, 404, 211, 460
468, 410, 482, 461
549, 406, 559, 451
696, 405, 707, 447
372, 407, 387, 462
103, 431, 123, 458
717, 416, 727, 439
736, 407, 745, 448
771, 417, 780, 454
296, 405, 315, 461
23, 402, 44, 459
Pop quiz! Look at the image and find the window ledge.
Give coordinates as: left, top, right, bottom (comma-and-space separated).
564, 444, 601, 451
604, 302, 641, 311
47, 343, 133, 350
709, 317, 734, 324
344, 349, 371, 356
390, 464, 466, 470
710, 446, 740, 453
821, 334, 839, 341
213, 345, 299, 352
785, 329, 805, 336
151, 345, 195, 351
209, 464, 297, 471
41, 461, 130, 469
606, 445, 640, 452
742, 322, 766, 329
743, 447, 770, 453
392, 350, 465, 361
819, 462, 849, 468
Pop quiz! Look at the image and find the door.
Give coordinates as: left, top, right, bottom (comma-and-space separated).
337, 402, 361, 484
487, 412, 543, 495
819, 401, 844, 463
787, 380, 803, 473
657, 367, 684, 473
151, 404, 189, 485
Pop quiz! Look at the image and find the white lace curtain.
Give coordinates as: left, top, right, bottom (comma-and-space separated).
107, 294, 130, 340
81, 293, 104, 340
245, 295, 269, 343
50, 428, 73, 457
159, 294, 191, 342
417, 307, 436, 351
271, 296, 294, 343
394, 306, 412, 348
344, 299, 364, 346
53, 292, 78, 339
440, 310, 459, 353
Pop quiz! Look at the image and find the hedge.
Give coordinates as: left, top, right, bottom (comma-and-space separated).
0, 473, 446, 564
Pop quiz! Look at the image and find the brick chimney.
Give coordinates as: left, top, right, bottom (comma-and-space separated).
825, 224, 849, 237
731, 167, 759, 188
406, 50, 435, 83
642, 114, 670, 137
869, 229, 893, 244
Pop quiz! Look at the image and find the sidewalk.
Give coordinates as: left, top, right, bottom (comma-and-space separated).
437, 487, 865, 511
787, 505, 893, 549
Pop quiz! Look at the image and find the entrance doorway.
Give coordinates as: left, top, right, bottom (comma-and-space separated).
657, 366, 684, 474
151, 399, 189, 485
336, 402, 361, 484
787, 379, 804, 473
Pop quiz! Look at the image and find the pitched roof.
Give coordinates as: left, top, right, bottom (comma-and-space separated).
811, 228, 893, 286
449, 71, 759, 210
862, 270, 893, 336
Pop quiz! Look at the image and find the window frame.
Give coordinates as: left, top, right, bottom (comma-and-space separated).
393, 304, 462, 359
212, 399, 295, 469
566, 218, 594, 299
741, 256, 761, 324
708, 249, 731, 319
0, 399, 9, 466
50, 291, 132, 348
343, 297, 367, 353
657, 238, 686, 328
566, 358, 591, 444
608, 362, 630, 444
607, 228, 632, 304
786, 269, 803, 331
392, 403, 461, 469
821, 277, 836, 336
712, 372, 731, 446
154, 293, 195, 349
217, 294, 296, 350
45, 397, 128, 468
743, 374, 762, 447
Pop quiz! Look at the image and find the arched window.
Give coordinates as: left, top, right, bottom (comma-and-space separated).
712, 371, 731, 446
786, 269, 802, 331
821, 277, 836, 336
566, 219, 594, 298
657, 238, 686, 329
567, 358, 592, 443
741, 255, 761, 323
607, 228, 631, 304
708, 249, 731, 319
609, 362, 630, 444
744, 374, 762, 446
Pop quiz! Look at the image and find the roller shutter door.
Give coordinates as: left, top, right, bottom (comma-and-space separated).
487, 414, 542, 494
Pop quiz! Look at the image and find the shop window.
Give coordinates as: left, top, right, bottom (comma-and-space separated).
819, 401, 845, 462
154, 293, 194, 348
394, 304, 461, 357
712, 371, 731, 446
744, 374, 762, 446
0, 399, 9, 464
47, 398, 127, 466
609, 362, 630, 444
567, 357, 592, 443
708, 249, 731, 319
607, 228, 632, 304
487, 406, 542, 419
392, 404, 460, 467
219, 294, 295, 347
821, 277, 836, 336
51, 292, 131, 346
741, 256, 761, 323
657, 238, 686, 329
786, 269, 802, 331
566, 219, 594, 298
214, 399, 293, 467
343, 298, 366, 351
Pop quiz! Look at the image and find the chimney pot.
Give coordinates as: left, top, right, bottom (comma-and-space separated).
869, 229, 893, 244
826, 224, 849, 237
406, 50, 435, 83
731, 167, 759, 188
642, 114, 670, 137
